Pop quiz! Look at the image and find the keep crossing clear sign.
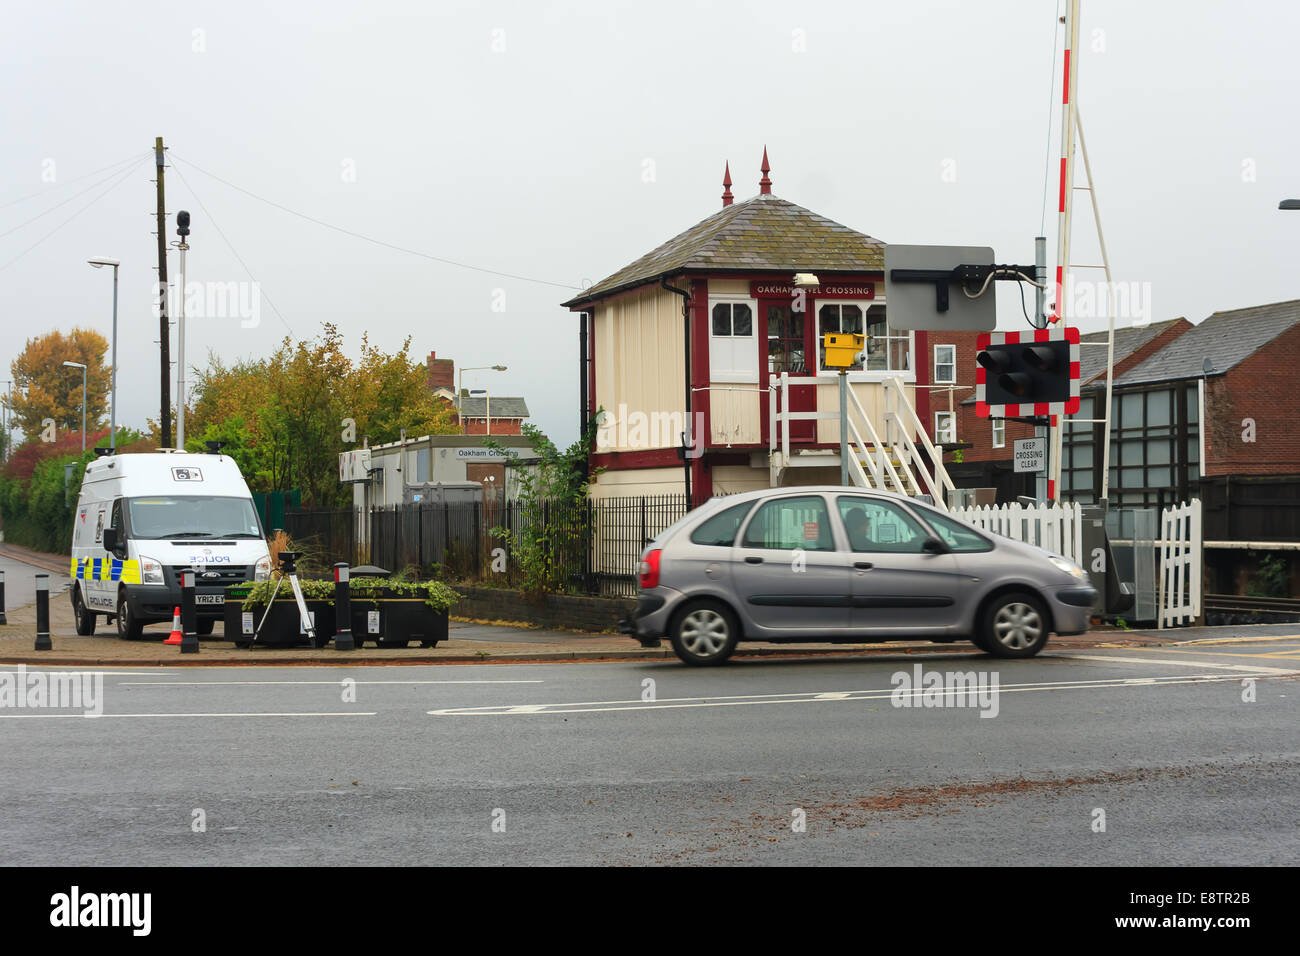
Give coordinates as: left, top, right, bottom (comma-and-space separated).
1013, 437, 1047, 474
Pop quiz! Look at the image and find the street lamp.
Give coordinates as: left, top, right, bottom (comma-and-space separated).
457, 364, 506, 431
88, 257, 120, 450
62, 361, 87, 453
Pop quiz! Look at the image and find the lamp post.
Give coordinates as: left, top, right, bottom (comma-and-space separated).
62, 361, 87, 453
457, 364, 506, 432
174, 211, 191, 450
88, 257, 120, 450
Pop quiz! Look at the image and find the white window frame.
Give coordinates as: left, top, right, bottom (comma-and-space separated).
934, 411, 956, 444
933, 344, 956, 385
814, 299, 914, 382
708, 297, 759, 384
992, 417, 1005, 449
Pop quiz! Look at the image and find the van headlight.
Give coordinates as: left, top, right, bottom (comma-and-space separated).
139, 556, 165, 585
254, 554, 272, 581
1049, 555, 1087, 581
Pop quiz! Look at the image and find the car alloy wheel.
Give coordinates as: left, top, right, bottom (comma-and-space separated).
983, 592, 1049, 658
670, 600, 738, 666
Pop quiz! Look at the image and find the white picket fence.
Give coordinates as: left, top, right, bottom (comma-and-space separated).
951, 501, 1084, 566
1158, 499, 1202, 629
950, 498, 1203, 628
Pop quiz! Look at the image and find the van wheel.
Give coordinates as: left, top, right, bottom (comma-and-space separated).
116, 591, 144, 640
196, 619, 215, 636
72, 587, 97, 636
669, 600, 739, 666
981, 592, 1049, 658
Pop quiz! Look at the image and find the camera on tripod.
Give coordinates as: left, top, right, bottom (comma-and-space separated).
277, 551, 299, 574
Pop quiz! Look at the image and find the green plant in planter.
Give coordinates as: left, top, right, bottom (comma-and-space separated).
349, 577, 460, 613
241, 576, 459, 614
240, 576, 336, 609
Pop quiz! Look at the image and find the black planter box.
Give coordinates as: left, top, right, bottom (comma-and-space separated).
229, 597, 335, 648
349, 594, 449, 648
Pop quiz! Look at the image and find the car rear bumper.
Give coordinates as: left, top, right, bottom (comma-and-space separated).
624, 587, 682, 643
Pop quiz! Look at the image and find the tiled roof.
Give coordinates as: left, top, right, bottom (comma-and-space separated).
1077, 319, 1184, 387
561, 194, 885, 307
458, 396, 529, 419
1115, 299, 1300, 387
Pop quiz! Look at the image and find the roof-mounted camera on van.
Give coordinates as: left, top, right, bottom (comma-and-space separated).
205, 441, 227, 455
92, 447, 113, 458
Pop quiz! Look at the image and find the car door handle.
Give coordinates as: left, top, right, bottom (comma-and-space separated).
744, 556, 764, 565
853, 561, 874, 570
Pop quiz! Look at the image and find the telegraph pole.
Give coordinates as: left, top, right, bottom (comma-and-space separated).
154, 137, 172, 448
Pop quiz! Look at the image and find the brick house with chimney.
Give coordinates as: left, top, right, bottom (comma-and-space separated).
425, 350, 530, 436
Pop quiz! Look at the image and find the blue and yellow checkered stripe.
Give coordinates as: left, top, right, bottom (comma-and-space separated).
71, 556, 142, 585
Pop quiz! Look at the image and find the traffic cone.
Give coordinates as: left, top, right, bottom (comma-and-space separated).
164, 607, 183, 645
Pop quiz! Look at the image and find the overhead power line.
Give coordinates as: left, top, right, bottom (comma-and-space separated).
0, 160, 142, 275
0, 153, 148, 240
169, 162, 294, 335
169, 153, 581, 291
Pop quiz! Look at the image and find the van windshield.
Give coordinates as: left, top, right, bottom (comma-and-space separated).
126, 496, 263, 540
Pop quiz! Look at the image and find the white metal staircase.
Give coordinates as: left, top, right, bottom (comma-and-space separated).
767, 372, 956, 510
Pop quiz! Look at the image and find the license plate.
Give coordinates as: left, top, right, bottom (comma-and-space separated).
195, 594, 224, 605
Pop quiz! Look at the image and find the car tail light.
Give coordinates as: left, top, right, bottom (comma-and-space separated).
638, 549, 662, 589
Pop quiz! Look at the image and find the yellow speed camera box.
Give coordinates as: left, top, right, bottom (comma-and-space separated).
823, 332, 865, 369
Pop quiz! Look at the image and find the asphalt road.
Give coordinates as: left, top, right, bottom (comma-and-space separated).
2, 637, 1297, 865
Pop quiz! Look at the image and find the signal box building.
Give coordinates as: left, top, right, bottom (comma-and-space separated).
563, 153, 935, 501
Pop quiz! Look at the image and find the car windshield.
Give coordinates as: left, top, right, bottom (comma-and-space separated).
127, 496, 263, 540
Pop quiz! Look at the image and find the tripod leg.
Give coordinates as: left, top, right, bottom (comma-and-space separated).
252, 571, 287, 643
287, 573, 320, 647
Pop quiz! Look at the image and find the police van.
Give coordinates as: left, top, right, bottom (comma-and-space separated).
70, 450, 272, 638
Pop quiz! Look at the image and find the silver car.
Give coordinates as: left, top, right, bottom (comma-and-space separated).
628, 487, 1096, 666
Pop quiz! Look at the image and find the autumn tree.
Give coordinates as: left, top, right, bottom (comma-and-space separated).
3, 328, 110, 441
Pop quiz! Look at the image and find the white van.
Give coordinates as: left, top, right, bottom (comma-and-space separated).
70, 450, 272, 638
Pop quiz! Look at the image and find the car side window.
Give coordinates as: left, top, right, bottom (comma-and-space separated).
740, 495, 836, 551
835, 497, 929, 553
689, 501, 754, 546
915, 508, 992, 553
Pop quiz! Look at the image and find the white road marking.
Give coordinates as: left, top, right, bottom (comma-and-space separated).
1057, 653, 1300, 676
0, 670, 176, 677
0, 711, 376, 719
117, 679, 544, 686
427, 671, 1296, 716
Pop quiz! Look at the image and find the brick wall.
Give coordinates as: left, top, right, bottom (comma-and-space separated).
453, 585, 633, 634
460, 418, 523, 436
1207, 322, 1300, 475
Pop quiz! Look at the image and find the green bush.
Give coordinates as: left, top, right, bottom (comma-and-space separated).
240, 576, 459, 613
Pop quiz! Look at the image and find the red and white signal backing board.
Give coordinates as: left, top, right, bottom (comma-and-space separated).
975, 325, 1080, 419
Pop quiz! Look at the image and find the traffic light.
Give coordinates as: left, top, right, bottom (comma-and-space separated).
975, 328, 1080, 418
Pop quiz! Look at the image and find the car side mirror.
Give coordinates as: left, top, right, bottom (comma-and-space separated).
101, 528, 118, 552
922, 536, 949, 555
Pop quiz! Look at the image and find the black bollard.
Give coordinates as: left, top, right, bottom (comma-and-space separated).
333, 562, 355, 650
0, 569, 7, 626
34, 573, 51, 650
179, 568, 200, 654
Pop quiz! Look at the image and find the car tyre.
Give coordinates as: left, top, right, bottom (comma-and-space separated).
116, 590, 144, 640
72, 586, 97, 636
981, 591, 1049, 658
196, 618, 215, 636
669, 599, 739, 666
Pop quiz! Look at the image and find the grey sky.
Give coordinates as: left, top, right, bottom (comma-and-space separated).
2, 0, 1297, 449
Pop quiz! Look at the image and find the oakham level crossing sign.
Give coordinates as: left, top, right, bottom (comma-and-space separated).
975, 326, 1080, 419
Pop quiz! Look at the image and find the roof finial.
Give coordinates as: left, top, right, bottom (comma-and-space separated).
759, 146, 772, 195
722, 161, 734, 207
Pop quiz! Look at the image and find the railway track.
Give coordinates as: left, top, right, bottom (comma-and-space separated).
1204, 593, 1300, 617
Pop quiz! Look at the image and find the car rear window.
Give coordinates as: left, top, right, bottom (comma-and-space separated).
689, 501, 755, 546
